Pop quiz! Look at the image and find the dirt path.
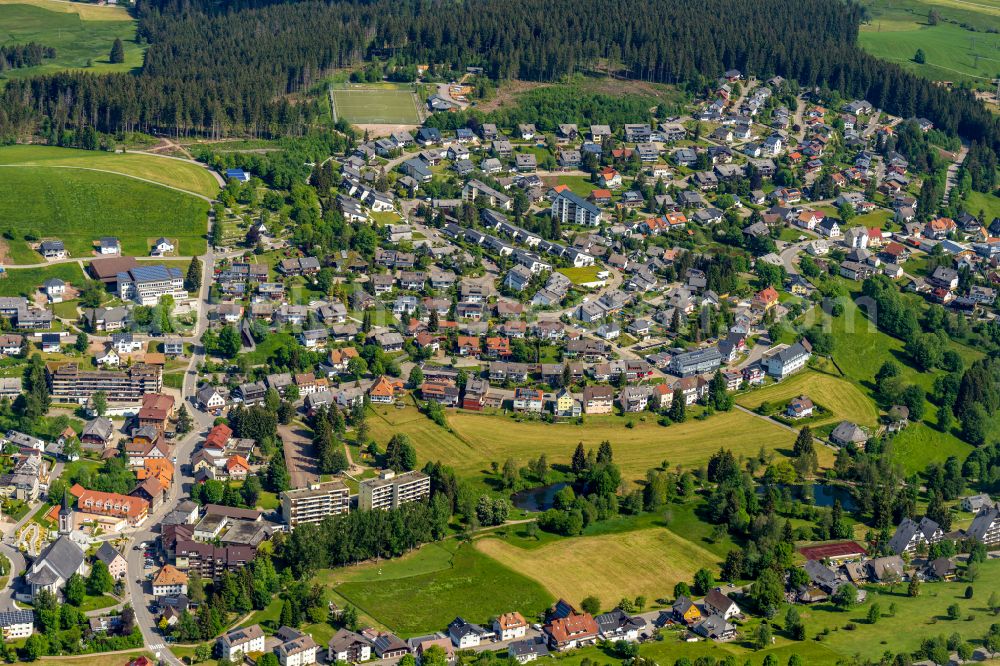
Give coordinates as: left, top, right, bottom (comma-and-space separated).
278, 422, 320, 488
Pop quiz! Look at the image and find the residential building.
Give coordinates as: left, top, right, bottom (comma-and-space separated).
888, 516, 944, 555
219, 624, 266, 661
494, 612, 528, 641
669, 347, 722, 377
967, 506, 1000, 546
0, 610, 34, 640
762, 341, 811, 379
274, 627, 319, 666
545, 613, 599, 651
152, 564, 188, 598
47, 362, 162, 406
280, 481, 350, 529
328, 629, 372, 664
358, 470, 431, 511
551, 190, 603, 227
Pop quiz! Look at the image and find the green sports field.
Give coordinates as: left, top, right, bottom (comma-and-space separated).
0, 0, 144, 81
331, 86, 421, 124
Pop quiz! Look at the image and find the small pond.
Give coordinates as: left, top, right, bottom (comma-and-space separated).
758, 484, 857, 511
511, 482, 570, 512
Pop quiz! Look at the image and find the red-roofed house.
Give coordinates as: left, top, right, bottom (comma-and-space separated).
753, 286, 779, 311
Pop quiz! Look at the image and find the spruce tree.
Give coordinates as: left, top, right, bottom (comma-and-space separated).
185, 257, 203, 291
109, 38, 125, 64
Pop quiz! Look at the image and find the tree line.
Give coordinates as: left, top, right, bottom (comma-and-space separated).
2, 0, 1000, 167
0, 43, 55, 71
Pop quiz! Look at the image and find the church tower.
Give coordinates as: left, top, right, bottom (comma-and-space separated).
58, 490, 73, 535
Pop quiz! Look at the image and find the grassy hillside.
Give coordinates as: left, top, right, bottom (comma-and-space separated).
0, 0, 143, 81
0, 146, 220, 198
0, 167, 209, 258
0, 263, 84, 297
859, 0, 1000, 84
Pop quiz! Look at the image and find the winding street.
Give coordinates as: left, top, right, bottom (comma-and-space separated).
123, 250, 217, 665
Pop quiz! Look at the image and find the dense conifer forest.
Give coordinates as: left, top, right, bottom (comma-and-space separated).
0, 0, 997, 157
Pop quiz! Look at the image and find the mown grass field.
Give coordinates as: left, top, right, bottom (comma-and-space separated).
0, 166, 209, 258
331, 85, 421, 124
736, 369, 880, 427
0, 145, 220, 198
476, 526, 720, 606
332, 540, 553, 634
0, 0, 143, 81
541, 174, 598, 197
366, 405, 832, 486
0, 263, 84, 297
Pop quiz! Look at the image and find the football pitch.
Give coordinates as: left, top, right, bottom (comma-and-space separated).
331, 87, 421, 124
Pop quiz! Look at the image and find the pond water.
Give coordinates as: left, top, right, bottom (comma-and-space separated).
759, 483, 858, 511
511, 482, 570, 512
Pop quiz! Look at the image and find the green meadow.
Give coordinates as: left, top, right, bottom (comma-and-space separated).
0, 0, 143, 82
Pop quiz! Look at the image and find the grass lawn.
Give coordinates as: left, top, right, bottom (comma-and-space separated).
332, 540, 553, 634
556, 266, 603, 285
0, 1, 143, 82
366, 405, 831, 486
475, 525, 720, 607
331, 87, 420, 124
735, 369, 880, 428
76, 593, 118, 612
0, 263, 84, 297
31, 651, 153, 666
0, 145, 220, 198
0, 167, 209, 258
540, 174, 597, 197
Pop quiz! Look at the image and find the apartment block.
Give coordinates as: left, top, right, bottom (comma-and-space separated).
47, 362, 163, 405
280, 481, 350, 528
358, 470, 431, 511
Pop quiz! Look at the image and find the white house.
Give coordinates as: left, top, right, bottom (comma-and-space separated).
151, 238, 175, 256
702, 590, 741, 620
0, 610, 34, 640
494, 612, 528, 641
449, 617, 490, 648
219, 624, 266, 661
152, 565, 188, 598
274, 627, 319, 666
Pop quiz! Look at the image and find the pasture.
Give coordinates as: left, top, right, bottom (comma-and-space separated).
0, 146, 221, 198
365, 404, 832, 486
0, 1, 143, 81
859, 0, 1000, 83
475, 526, 720, 606
332, 541, 553, 634
0, 167, 209, 259
735, 370, 880, 427
331, 85, 421, 125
